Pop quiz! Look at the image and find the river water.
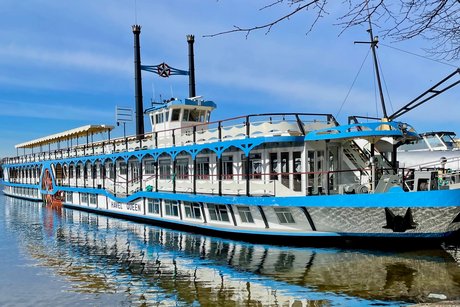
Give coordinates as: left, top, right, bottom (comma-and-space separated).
1, 191, 460, 306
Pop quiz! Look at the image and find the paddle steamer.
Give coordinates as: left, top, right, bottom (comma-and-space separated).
2, 25, 460, 245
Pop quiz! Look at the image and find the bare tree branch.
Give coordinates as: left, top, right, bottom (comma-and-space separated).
206, 0, 460, 60
203, 0, 323, 38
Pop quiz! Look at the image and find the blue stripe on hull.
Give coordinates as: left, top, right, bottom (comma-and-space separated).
3, 178, 460, 211
4, 180, 460, 209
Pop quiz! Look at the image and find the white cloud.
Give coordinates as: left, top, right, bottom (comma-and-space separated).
0, 99, 111, 121
0, 44, 131, 75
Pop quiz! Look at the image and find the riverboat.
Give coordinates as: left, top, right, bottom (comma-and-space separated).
2, 25, 460, 246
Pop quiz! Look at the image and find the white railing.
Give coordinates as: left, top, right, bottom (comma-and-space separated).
5, 113, 335, 164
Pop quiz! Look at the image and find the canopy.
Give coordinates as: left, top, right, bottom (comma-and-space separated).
15, 124, 114, 149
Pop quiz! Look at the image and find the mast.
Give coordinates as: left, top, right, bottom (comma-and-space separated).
132, 25, 145, 137
367, 18, 388, 119
187, 34, 196, 98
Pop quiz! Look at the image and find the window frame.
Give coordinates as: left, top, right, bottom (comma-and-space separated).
274, 207, 296, 224
237, 206, 254, 223
147, 199, 161, 214
184, 201, 202, 219
164, 200, 180, 217
207, 204, 230, 222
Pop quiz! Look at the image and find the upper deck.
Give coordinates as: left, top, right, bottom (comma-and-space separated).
4, 112, 339, 165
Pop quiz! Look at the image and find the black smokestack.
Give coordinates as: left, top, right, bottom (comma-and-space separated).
187, 34, 196, 98
132, 25, 144, 137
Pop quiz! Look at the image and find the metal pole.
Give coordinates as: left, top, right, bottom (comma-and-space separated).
113, 161, 117, 196
368, 22, 387, 118
193, 157, 197, 195
139, 158, 143, 191
246, 154, 251, 196
124, 123, 128, 151
218, 156, 222, 196
126, 161, 129, 195
172, 159, 176, 193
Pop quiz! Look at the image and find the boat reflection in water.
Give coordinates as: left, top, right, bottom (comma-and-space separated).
4, 196, 460, 306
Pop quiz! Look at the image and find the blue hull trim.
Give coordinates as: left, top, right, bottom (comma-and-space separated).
3, 182, 460, 208
4, 180, 460, 209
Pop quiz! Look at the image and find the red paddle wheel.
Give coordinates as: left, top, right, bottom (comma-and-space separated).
41, 169, 63, 207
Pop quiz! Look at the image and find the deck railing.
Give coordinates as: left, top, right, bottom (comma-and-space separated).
3, 113, 336, 165
40, 167, 369, 197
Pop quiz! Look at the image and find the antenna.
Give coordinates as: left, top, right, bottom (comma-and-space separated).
116, 105, 133, 139
134, 0, 138, 24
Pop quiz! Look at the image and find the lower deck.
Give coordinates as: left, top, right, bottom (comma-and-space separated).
3, 185, 460, 245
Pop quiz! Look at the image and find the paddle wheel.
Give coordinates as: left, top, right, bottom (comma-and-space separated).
41, 169, 63, 207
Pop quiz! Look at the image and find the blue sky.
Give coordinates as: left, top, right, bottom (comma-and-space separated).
1, 1, 459, 158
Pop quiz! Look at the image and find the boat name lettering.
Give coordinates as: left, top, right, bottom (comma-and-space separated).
111, 202, 123, 209
110, 202, 140, 211
126, 203, 140, 211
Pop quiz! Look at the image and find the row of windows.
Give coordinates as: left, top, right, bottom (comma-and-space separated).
9, 169, 40, 178
10, 187, 38, 197
146, 199, 296, 225
66, 192, 97, 205
64, 151, 300, 182
153, 108, 210, 125
8, 189, 296, 226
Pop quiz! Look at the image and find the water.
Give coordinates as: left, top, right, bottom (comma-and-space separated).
1, 191, 460, 306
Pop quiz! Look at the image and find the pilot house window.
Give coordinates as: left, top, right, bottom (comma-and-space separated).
156, 113, 162, 124
171, 109, 181, 121
183, 109, 206, 122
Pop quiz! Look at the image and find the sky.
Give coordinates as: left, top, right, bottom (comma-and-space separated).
1, 1, 459, 158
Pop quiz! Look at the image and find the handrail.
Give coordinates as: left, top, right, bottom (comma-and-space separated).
5, 112, 335, 163
31, 165, 423, 197
404, 155, 460, 169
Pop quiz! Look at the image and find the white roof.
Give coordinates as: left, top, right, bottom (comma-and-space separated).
15, 124, 114, 149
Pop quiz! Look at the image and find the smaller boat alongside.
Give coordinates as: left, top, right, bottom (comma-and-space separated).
398, 131, 460, 170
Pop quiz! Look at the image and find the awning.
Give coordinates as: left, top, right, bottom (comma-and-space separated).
15, 124, 114, 149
